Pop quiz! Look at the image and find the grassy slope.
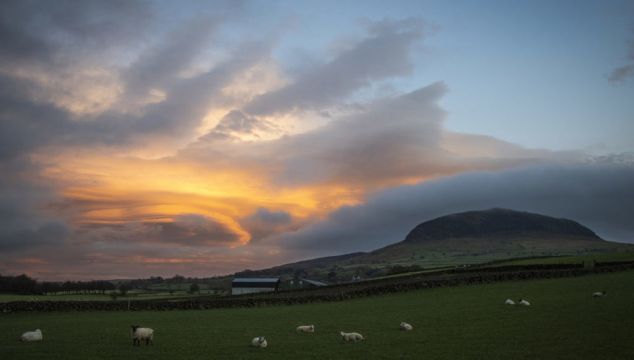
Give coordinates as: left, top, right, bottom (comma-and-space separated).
2, 270, 633, 360
250, 236, 634, 281
357, 237, 633, 265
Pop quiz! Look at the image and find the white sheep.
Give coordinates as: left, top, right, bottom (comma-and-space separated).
131, 325, 154, 346
518, 299, 531, 306
251, 336, 268, 348
592, 291, 607, 297
399, 322, 413, 331
21, 329, 43, 342
296, 325, 315, 333
340, 331, 364, 342
504, 298, 515, 305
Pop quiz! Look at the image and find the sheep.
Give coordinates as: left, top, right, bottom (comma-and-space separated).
340, 331, 364, 342
504, 298, 515, 305
130, 325, 154, 346
518, 299, 531, 306
296, 325, 315, 333
399, 322, 413, 331
592, 291, 607, 297
21, 329, 43, 342
251, 336, 268, 348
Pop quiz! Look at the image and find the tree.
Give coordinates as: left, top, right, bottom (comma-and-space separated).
171, 275, 185, 283
0, 274, 38, 294
189, 283, 200, 294
118, 283, 131, 296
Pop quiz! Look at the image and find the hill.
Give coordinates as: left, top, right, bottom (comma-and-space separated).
403, 208, 601, 242
246, 209, 633, 281
235, 252, 365, 280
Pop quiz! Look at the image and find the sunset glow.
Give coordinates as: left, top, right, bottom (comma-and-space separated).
1, 0, 633, 280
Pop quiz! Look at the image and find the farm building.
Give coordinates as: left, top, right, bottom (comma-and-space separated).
287, 278, 328, 289
281, 277, 329, 290
231, 277, 280, 295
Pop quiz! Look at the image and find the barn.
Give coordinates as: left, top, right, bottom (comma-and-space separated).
231, 277, 280, 295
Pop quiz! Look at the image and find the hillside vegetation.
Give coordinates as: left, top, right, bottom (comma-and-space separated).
241, 209, 634, 281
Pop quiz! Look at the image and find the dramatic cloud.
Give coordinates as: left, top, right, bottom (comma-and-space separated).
0, 222, 68, 253
608, 30, 634, 83
78, 214, 246, 247
608, 64, 634, 83
122, 15, 222, 101
117, 39, 272, 142
266, 82, 448, 187
0, 159, 69, 254
0, 0, 153, 115
193, 82, 551, 192
0, 0, 152, 64
1, 2, 630, 280
244, 18, 424, 116
206, 110, 280, 140
193, 82, 449, 187
240, 208, 294, 242
275, 165, 634, 257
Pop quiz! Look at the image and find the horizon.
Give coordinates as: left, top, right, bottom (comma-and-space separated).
1, 0, 634, 281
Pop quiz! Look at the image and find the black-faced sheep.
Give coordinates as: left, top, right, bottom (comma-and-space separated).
251, 336, 267, 348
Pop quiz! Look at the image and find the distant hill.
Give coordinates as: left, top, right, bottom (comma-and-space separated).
244, 209, 632, 282
403, 208, 601, 243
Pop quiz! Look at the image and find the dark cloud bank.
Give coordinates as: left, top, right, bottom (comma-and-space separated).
275, 164, 634, 257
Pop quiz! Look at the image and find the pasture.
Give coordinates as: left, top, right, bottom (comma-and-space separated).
2, 270, 633, 360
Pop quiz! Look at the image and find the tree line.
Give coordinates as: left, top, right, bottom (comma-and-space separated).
0, 273, 228, 295
0, 274, 116, 295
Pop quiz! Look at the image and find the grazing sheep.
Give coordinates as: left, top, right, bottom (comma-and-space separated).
296, 325, 315, 333
592, 291, 607, 297
130, 325, 154, 346
251, 336, 268, 348
340, 331, 364, 342
400, 322, 413, 331
21, 329, 43, 342
504, 298, 515, 305
518, 299, 531, 306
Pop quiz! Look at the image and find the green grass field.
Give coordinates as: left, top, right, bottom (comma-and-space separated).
2, 270, 633, 359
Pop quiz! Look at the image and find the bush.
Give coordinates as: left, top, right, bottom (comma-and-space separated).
386, 265, 423, 276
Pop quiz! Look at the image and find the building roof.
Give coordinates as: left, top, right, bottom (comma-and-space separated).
232, 277, 280, 283
300, 278, 328, 287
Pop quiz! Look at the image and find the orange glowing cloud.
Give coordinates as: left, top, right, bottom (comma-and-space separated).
34, 146, 368, 251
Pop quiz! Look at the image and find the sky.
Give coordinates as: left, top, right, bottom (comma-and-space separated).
1, 0, 633, 281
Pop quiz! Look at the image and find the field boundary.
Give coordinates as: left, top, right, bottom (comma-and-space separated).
2, 261, 633, 313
